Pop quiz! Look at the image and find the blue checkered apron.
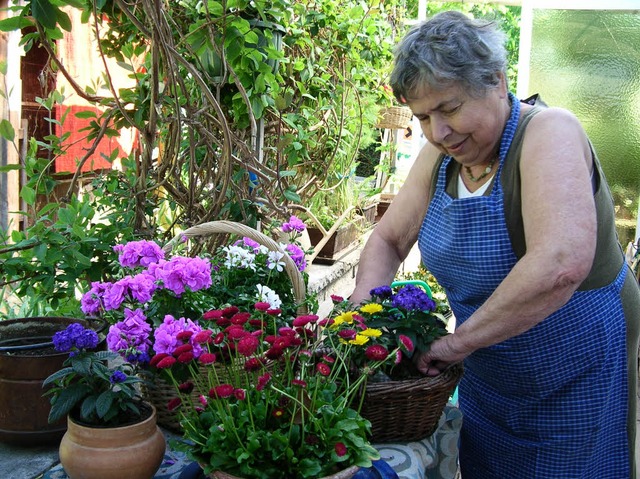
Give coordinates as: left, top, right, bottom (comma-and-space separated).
418, 100, 630, 478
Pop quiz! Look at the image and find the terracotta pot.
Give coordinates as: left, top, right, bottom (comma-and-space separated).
0, 317, 102, 445
59, 404, 166, 479
205, 465, 360, 479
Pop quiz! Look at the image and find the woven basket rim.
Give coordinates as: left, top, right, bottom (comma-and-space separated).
365, 362, 463, 393
375, 105, 413, 130
164, 220, 307, 314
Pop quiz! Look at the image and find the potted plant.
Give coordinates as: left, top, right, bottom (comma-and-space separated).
43, 323, 166, 479
153, 301, 391, 478
0, 316, 104, 445
79, 219, 315, 430
327, 283, 463, 443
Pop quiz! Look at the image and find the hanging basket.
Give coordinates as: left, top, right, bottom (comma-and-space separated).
360, 363, 463, 443
144, 220, 308, 432
375, 106, 413, 130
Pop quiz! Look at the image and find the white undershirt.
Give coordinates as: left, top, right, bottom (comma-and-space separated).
457, 173, 495, 198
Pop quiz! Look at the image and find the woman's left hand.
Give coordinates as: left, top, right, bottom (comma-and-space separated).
414, 334, 467, 376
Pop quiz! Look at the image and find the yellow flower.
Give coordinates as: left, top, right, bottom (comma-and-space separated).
359, 328, 382, 338
333, 311, 357, 327
359, 303, 383, 314
349, 334, 370, 346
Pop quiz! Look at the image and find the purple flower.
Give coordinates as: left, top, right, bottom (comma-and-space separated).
370, 285, 393, 299
153, 315, 204, 357
102, 278, 130, 311
391, 285, 435, 311
52, 323, 99, 352
153, 256, 212, 296
107, 308, 152, 355
81, 281, 110, 316
110, 371, 127, 384
128, 271, 157, 303
281, 215, 306, 233
284, 243, 307, 272
114, 240, 165, 269
242, 237, 261, 252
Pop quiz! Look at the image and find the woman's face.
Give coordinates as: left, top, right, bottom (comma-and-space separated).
406, 80, 509, 167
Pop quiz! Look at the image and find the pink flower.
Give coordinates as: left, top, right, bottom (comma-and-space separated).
316, 363, 331, 376
292, 315, 318, 327
156, 356, 177, 369
330, 294, 344, 303
234, 389, 246, 400
244, 357, 264, 372
167, 397, 182, 411
202, 309, 224, 320
198, 395, 208, 407
177, 351, 194, 363
178, 382, 194, 393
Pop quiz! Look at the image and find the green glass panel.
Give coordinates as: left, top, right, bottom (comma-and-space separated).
528, 9, 640, 234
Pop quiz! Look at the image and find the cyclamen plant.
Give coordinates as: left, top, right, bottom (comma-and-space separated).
43, 323, 145, 427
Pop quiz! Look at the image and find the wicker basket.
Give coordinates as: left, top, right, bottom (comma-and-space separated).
145, 220, 308, 432
360, 363, 463, 443
375, 106, 413, 130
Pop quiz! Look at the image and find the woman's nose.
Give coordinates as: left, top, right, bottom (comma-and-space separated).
429, 116, 451, 144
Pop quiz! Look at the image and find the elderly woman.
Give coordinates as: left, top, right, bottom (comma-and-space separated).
350, 11, 639, 478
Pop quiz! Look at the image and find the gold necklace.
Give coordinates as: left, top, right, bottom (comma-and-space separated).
464, 157, 497, 182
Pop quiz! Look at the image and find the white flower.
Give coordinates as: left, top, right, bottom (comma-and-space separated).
256, 284, 282, 309
223, 245, 256, 271
267, 251, 285, 272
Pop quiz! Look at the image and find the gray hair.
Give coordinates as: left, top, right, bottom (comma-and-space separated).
390, 11, 508, 102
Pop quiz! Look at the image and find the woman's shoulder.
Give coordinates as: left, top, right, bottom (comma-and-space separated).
521, 104, 589, 146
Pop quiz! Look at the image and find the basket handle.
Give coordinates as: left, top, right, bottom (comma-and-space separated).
390, 279, 433, 299
165, 221, 308, 314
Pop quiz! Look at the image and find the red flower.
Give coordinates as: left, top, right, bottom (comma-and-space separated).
278, 327, 296, 337
272, 408, 285, 418
322, 354, 335, 364
318, 318, 333, 327
365, 345, 389, 361
198, 395, 208, 407
266, 308, 281, 316
222, 306, 239, 317
213, 332, 225, 344
292, 379, 307, 388
338, 329, 357, 340
237, 335, 260, 357
231, 312, 251, 325
272, 336, 291, 349
177, 351, 194, 363
173, 343, 193, 356
167, 397, 182, 411
149, 353, 169, 367
398, 334, 414, 353
256, 372, 271, 391
178, 381, 194, 393
316, 363, 331, 376
254, 302, 271, 311
209, 384, 235, 399
334, 442, 347, 457
266, 346, 285, 360
292, 315, 318, 327
176, 331, 193, 341
202, 309, 224, 320
244, 357, 264, 372
248, 319, 265, 328
156, 356, 177, 369
193, 330, 213, 344
234, 389, 246, 400
199, 352, 217, 364
330, 294, 344, 302
227, 325, 249, 340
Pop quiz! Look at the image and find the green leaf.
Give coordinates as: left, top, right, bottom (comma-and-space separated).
32, 0, 59, 30
54, 8, 72, 32
0, 16, 34, 32
74, 110, 97, 119
95, 390, 115, 418
0, 164, 21, 173
283, 188, 301, 203
0, 119, 15, 141
20, 185, 36, 205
